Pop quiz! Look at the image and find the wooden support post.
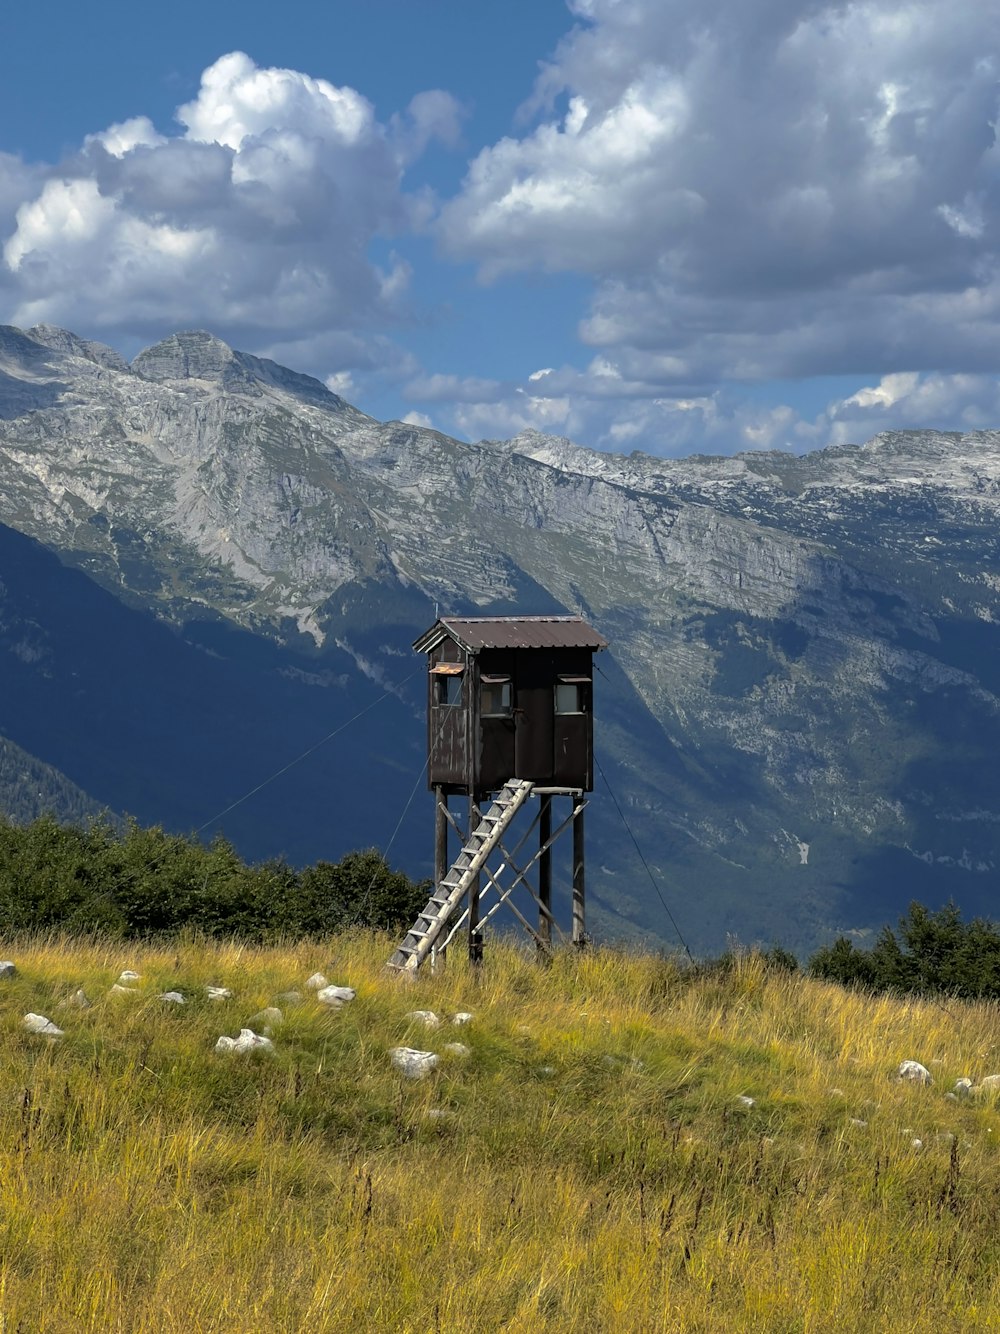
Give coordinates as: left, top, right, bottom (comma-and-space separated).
434, 786, 449, 888
537, 795, 552, 952
572, 795, 586, 948
433, 786, 449, 971
468, 793, 482, 964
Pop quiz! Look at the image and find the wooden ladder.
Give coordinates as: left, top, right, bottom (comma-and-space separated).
386, 778, 534, 972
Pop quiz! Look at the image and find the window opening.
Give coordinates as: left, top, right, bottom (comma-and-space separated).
555, 680, 588, 714
481, 677, 512, 717
435, 674, 463, 706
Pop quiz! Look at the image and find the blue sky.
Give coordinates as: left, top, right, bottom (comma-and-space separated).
2, 0, 999, 456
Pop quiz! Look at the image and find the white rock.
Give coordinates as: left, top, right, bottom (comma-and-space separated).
206, 986, 232, 1001
109, 984, 139, 995
451, 1012, 473, 1026
850, 1118, 868, 1128
304, 973, 328, 990
911, 1138, 924, 1150
117, 970, 141, 983
896, 1060, 932, 1085
390, 1047, 439, 1079
0, 961, 17, 979
316, 985, 356, 1008
954, 1077, 974, 1095
23, 1013, 62, 1036
158, 992, 185, 1004
405, 1010, 441, 1029
736, 1094, 756, 1107
215, 1028, 274, 1055
443, 1042, 470, 1058
59, 989, 91, 1010
974, 1074, 1000, 1095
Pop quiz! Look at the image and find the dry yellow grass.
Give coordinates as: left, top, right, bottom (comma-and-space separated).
0, 934, 999, 1331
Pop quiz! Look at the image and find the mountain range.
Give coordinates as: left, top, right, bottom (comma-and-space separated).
1, 321, 999, 953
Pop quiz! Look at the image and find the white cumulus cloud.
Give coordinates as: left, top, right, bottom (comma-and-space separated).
438, 0, 1000, 393
0, 52, 461, 376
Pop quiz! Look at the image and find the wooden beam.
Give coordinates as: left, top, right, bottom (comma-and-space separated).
538, 795, 552, 951
572, 795, 586, 948
468, 794, 481, 963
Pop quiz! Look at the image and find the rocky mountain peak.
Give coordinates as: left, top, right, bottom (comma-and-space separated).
130, 329, 366, 417
132, 331, 244, 385
26, 325, 129, 373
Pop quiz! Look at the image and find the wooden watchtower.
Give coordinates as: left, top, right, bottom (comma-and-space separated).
387, 615, 608, 970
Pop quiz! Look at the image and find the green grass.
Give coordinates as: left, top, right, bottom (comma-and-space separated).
0, 935, 999, 1329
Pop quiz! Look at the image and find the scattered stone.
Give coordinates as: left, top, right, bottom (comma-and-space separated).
304, 973, 328, 990
425, 1108, 452, 1121
0, 961, 16, 979
443, 1042, 471, 1058
59, 989, 91, 1010
911, 1138, 924, 1150
206, 986, 232, 1001
736, 1095, 756, 1107
405, 1010, 441, 1029
214, 1028, 274, 1055
316, 985, 356, 1008
248, 1007, 283, 1033
390, 1047, 439, 1079
539, 1065, 557, 1076
849, 1118, 868, 1128
974, 1074, 1000, 1095
954, 1077, 974, 1095
109, 984, 139, 996
946, 1092, 959, 1102
451, 1012, 473, 1026
896, 1060, 932, 1085
117, 970, 141, 983
158, 992, 185, 1004
275, 991, 302, 1005
23, 1013, 62, 1037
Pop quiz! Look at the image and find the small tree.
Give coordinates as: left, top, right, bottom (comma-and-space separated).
809, 901, 1000, 998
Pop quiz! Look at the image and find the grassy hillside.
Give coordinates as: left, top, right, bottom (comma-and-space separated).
2, 935, 1000, 1330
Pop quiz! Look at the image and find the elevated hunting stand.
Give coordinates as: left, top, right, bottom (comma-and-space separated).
387, 615, 607, 971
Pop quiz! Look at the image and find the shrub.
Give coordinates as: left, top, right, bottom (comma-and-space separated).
0, 813, 425, 941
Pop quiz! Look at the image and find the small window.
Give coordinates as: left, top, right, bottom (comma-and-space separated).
555, 682, 585, 714
481, 679, 512, 716
435, 674, 463, 706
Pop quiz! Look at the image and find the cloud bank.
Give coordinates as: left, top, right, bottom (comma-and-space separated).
434, 0, 1000, 447
1, 5, 999, 457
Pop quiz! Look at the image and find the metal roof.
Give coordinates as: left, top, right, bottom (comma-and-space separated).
413, 616, 608, 654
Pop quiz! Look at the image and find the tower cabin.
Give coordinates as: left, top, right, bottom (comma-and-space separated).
413, 615, 609, 797
387, 615, 608, 970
